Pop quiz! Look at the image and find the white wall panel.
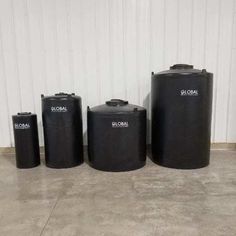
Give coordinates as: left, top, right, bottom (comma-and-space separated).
0, 0, 22, 146
214, 0, 235, 141
0, 0, 236, 146
150, 0, 165, 71
0, 23, 11, 146
227, 49, 236, 142
124, 0, 139, 105
164, 0, 179, 67
27, 0, 47, 144
227, 10, 236, 142
95, 0, 111, 103
136, 0, 151, 142
177, 0, 193, 63
204, 0, 221, 141
109, 0, 126, 100
191, 0, 207, 68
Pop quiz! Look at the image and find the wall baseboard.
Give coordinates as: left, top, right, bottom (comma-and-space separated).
210, 143, 236, 150
0, 143, 235, 155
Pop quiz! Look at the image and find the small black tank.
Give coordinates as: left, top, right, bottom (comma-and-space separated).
12, 112, 40, 168
151, 64, 213, 169
87, 99, 146, 172
42, 92, 83, 168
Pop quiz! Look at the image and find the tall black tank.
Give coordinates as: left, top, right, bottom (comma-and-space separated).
87, 99, 146, 172
42, 92, 83, 168
12, 112, 40, 168
151, 64, 213, 169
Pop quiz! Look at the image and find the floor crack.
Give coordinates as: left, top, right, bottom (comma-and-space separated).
39, 196, 60, 236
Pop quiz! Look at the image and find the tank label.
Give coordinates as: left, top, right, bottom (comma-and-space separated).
112, 121, 129, 128
50, 106, 68, 112
180, 89, 199, 96
14, 123, 30, 129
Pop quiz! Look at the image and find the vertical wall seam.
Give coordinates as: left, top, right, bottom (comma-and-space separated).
80, 1, 88, 106
148, 0, 152, 76
0, 23, 12, 146
53, 1, 61, 91
39, 0, 47, 95
189, 0, 194, 63
25, 0, 36, 113
148, 0, 151, 126
136, 0, 141, 105
37, 0, 46, 145
0, 24, 4, 144
122, 0, 127, 100
149, 0, 152, 134
203, 0, 208, 67
149, 0, 153, 71
94, 0, 101, 103
66, 0, 75, 92
11, 0, 23, 112
226, 1, 236, 141
163, 0, 166, 67
213, 0, 222, 142
176, 0, 180, 62
108, 0, 114, 98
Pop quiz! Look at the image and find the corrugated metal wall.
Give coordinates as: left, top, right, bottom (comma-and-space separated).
0, 0, 236, 147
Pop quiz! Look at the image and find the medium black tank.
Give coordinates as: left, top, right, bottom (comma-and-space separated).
12, 112, 40, 168
87, 99, 146, 172
151, 64, 213, 169
42, 92, 83, 168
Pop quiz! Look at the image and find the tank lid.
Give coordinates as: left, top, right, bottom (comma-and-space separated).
106, 99, 128, 106
17, 112, 32, 116
89, 99, 145, 114
54, 92, 75, 97
41, 92, 80, 101
153, 64, 211, 76
170, 64, 193, 70
13, 112, 36, 118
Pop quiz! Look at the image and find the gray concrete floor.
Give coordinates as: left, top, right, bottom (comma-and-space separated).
0, 150, 236, 236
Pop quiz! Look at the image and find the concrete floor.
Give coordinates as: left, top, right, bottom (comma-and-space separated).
0, 150, 236, 236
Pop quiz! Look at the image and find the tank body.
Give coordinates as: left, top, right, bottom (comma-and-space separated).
88, 99, 146, 172
12, 112, 40, 168
42, 93, 83, 168
151, 64, 213, 169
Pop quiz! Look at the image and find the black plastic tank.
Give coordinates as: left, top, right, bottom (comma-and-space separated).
12, 112, 40, 168
87, 99, 146, 172
42, 92, 83, 168
151, 64, 213, 169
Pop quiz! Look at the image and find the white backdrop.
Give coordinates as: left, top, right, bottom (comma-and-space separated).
0, 0, 236, 147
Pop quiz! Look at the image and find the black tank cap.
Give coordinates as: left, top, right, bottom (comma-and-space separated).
170, 64, 194, 70
106, 99, 128, 106
42, 93, 81, 101
90, 100, 145, 113
154, 64, 212, 77
17, 112, 32, 116
55, 92, 69, 96
54, 92, 76, 97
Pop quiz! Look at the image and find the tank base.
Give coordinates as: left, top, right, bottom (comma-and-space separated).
45, 160, 84, 169
151, 158, 209, 170
89, 161, 146, 172
17, 162, 40, 169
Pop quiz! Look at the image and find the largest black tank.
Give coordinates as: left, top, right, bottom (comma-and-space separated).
151, 64, 213, 169
42, 92, 83, 168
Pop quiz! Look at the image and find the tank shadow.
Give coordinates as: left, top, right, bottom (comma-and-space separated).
83, 131, 89, 164
143, 93, 152, 161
